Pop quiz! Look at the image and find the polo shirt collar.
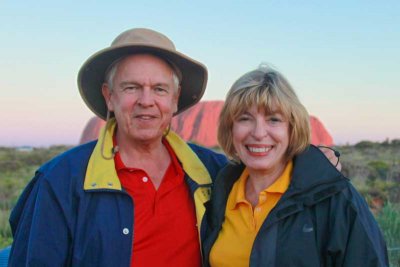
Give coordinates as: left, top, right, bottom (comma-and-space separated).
229, 161, 293, 210
266, 161, 293, 194
84, 118, 212, 190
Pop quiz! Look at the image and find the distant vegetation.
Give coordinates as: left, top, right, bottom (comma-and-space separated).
0, 140, 399, 265
340, 139, 400, 205
337, 139, 400, 266
0, 145, 72, 248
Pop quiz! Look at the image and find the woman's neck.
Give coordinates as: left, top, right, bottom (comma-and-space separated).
245, 162, 287, 207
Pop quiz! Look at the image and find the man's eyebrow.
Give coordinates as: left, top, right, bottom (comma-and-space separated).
119, 81, 139, 87
118, 81, 171, 87
153, 82, 172, 88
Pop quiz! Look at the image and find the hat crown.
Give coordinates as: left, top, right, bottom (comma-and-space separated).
111, 28, 176, 51
78, 28, 207, 120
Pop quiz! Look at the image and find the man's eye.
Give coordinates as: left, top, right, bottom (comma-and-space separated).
155, 87, 168, 94
123, 86, 137, 91
155, 86, 167, 91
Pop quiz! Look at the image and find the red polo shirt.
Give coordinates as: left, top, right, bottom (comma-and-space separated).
114, 138, 201, 267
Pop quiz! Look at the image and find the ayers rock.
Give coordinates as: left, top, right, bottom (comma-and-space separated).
80, 100, 333, 147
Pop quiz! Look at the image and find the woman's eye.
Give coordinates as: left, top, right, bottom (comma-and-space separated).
237, 115, 250, 121
267, 116, 284, 125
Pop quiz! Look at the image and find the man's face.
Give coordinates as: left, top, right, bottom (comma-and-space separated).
102, 54, 179, 145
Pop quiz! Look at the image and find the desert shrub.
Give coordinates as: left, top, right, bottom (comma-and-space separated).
0, 209, 12, 248
391, 139, 400, 146
368, 161, 390, 181
0, 146, 71, 248
354, 140, 379, 149
376, 203, 400, 266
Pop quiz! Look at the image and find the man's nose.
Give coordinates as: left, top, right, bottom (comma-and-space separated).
137, 88, 155, 106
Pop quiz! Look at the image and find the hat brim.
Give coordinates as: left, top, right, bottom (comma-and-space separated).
78, 44, 207, 120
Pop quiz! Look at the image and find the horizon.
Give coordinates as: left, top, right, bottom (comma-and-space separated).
2, 107, 399, 148
1, 1, 399, 147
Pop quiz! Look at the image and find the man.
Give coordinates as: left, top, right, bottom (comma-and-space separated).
8, 28, 340, 266
9, 28, 227, 266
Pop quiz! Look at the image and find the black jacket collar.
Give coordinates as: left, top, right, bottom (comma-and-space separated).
210, 145, 348, 226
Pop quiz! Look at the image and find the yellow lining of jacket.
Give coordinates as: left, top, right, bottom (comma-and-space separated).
84, 118, 212, 237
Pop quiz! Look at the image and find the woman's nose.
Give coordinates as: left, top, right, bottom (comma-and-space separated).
252, 120, 268, 139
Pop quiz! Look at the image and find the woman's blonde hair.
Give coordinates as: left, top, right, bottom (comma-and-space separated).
218, 65, 311, 162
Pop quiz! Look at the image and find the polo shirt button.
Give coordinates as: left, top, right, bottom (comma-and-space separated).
142, 177, 149, 183
123, 228, 130, 235
255, 207, 261, 213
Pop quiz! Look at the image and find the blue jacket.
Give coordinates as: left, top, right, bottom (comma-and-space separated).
0, 246, 10, 267
9, 125, 227, 267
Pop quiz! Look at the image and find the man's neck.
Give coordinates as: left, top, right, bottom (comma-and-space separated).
116, 135, 171, 190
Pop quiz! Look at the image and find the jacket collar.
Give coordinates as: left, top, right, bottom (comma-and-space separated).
84, 119, 120, 191
210, 145, 346, 233
214, 145, 345, 210
165, 130, 212, 186
287, 145, 344, 195
83, 118, 212, 191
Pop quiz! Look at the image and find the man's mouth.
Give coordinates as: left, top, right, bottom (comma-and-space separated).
135, 114, 156, 120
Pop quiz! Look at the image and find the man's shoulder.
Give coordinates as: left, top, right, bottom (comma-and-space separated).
38, 141, 97, 175
21, 141, 98, 198
188, 143, 226, 159
187, 143, 228, 179
8, 142, 98, 233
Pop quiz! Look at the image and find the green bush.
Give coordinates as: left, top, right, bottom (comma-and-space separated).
376, 203, 400, 267
0, 146, 71, 248
368, 161, 390, 181
0, 209, 12, 248
354, 140, 379, 149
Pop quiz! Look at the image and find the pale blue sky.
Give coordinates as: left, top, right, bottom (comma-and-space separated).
1, 0, 399, 146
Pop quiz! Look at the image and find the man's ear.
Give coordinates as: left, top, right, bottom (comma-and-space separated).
102, 83, 114, 111
173, 86, 181, 114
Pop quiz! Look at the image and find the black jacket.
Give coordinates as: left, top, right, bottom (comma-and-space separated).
203, 145, 389, 267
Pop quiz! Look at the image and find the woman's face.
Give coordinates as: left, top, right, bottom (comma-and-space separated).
232, 104, 290, 175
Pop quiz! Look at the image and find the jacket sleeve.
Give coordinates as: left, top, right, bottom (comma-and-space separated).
327, 185, 389, 267
8, 171, 72, 267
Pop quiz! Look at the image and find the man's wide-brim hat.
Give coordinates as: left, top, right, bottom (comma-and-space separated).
78, 28, 207, 120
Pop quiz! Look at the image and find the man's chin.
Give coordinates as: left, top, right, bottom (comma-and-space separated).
127, 130, 163, 143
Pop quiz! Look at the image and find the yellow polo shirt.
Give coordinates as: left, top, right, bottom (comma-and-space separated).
209, 161, 293, 267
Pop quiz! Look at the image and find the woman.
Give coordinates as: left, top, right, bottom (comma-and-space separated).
203, 66, 388, 266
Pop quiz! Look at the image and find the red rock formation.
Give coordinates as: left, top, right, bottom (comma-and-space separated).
170, 100, 224, 147
80, 100, 334, 147
172, 100, 333, 147
79, 116, 105, 144
309, 116, 333, 146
